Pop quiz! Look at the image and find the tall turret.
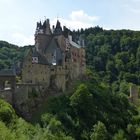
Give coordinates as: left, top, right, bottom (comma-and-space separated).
35, 19, 52, 35
53, 20, 62, 35
43, 19, 52, 35
35, 21, 43, 34
35, 19, 52, 54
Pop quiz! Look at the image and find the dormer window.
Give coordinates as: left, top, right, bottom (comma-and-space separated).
32, 57, 38, 63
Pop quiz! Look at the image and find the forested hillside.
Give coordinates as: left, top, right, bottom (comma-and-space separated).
76, 27, 140, 94
0, 41, 33, 70
0, 28, 140, 139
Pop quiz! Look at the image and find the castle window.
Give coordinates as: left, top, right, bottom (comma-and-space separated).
32, 57, 38, 63
51, 68, 54, 71
74, 59, 76, 62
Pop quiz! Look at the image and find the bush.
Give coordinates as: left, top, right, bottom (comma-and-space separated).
0, 99, 16, 124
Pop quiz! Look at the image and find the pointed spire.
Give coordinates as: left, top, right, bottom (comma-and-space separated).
36, 21, 42, 29
54, 20, 62, 35
43, 19, 52, 35
56, 20, 61, 29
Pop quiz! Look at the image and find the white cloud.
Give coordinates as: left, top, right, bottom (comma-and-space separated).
52, 18, 93, 30
11, 33, 34, 46
51, 10, 99, 30
70, 10, 99, 23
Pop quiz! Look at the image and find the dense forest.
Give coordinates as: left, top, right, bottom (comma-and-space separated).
0, 27, 140, 139
73, 27, 140, 94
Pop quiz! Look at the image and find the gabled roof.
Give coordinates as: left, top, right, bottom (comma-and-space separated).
45, 37, 61, 53
32, 48, 50, 65
24, 48, 32, 58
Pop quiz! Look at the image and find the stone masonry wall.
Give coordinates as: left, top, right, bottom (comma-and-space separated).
0, 89, 13, 104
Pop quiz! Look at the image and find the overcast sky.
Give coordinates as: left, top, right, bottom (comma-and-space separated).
0, 0, 140, 46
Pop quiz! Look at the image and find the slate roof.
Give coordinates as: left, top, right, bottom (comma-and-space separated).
0, 69, 16, 76
32, 48, 50, 65
24, 48, 31, 57
45, 38, 58, 52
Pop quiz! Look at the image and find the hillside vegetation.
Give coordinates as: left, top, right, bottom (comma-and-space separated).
0, 72, 139, 140
80, 27, 140, 94
0, 28, 140, 139
0, 41, 33, 69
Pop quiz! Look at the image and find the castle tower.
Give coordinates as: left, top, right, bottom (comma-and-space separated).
53, 20, 62, 35
43, 19, 52, 35
35, 19, 52, 54
53, 20, 66, 52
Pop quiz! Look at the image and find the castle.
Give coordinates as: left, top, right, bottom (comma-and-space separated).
22, 19, 86, 91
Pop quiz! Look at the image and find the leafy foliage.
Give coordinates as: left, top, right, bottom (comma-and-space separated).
90, 121, 108, 140
39, 74, 137, 139
0, 99, 16, 124
78, 28, 140, 91
0, 99, 74, 140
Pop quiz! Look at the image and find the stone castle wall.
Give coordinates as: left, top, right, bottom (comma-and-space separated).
0, 89, 13, 104
22, 52, 50, 87
12, 83, 47, 119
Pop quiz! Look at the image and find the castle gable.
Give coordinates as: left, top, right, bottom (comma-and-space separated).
23, 48, 49, 65
32, 48, 50, 65
45, 38, 63, 65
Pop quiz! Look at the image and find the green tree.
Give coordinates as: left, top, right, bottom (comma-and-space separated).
90, 121, 108, 140
0, 99, 16, 124
112, 130, 126, 140
70, 84, 95, 126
